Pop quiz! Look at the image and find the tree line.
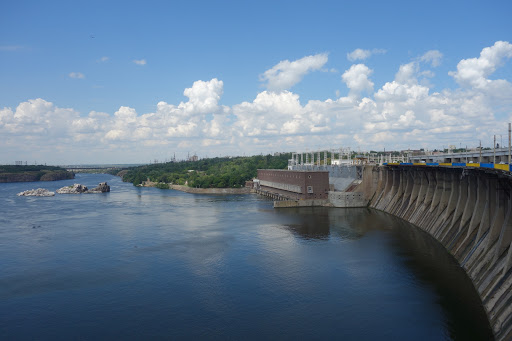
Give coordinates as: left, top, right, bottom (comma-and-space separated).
0, 165, 67, 173
122, 153, 292, 188
0, 165, 74, 182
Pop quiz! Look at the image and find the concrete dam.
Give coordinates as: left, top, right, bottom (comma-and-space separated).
356, 164, 512, 340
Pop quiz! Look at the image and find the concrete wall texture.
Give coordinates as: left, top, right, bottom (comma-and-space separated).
357, 165, 512, 340
291, 164, 359, 191
328, 191, 366, 208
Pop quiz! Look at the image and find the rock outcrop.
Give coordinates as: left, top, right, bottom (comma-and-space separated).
89, 182, 110, 193
57, 183, 89, 194
17, 188, 55, 196
56, 182, 110, 194
18, 182, 110, 197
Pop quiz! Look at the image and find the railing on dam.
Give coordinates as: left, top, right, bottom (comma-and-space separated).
384, 162, 512, 173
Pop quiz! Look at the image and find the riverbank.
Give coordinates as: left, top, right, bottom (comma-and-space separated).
0, 168, 75, 183
142, 181, 252, 194
169, 184, 252, 194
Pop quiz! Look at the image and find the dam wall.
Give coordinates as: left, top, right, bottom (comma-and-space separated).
357, 165, 512, 340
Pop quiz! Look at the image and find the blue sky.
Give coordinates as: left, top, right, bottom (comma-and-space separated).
1, 0, 512, 164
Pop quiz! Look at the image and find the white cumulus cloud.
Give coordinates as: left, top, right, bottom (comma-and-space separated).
420, 50, 443, 67
180, 78, 224, 115
69, 72, 85, 79
0, 98, 79, 136
260, 53, 328, 91
1, 41, 512, 163
394, 62, 419, 85
133, 59, 147, 65
347, 48, 386, 61
449, 41, 512, 89
341, 64, 374, 98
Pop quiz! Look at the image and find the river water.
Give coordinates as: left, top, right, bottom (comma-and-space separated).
0, 174, 493, 340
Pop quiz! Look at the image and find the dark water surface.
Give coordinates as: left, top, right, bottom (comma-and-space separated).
0, 174, 493, 340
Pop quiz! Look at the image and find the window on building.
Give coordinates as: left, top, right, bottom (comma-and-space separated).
307, 186, 313, 193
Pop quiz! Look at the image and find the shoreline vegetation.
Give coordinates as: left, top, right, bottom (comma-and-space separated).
0, 165, 74, 183
121, 153, 291, 190
141, 181, 253, 194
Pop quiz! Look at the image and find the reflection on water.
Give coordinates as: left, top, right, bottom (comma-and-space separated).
278, 207, 383, 240
278, 207, 493, 340
0, 174, 493, 340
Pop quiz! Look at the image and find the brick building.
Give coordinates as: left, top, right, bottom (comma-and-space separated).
256, 169, 329, 200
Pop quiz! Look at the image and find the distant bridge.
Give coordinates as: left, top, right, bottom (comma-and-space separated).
65, 166, 123, 172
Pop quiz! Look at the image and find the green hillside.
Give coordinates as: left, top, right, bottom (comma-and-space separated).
122, 153, 291, 188
0, 165, 75, 182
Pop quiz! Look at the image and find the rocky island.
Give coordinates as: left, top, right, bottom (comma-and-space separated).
56, 182, 110, 194
17, 188, 56, 197
17, 182, 110, 196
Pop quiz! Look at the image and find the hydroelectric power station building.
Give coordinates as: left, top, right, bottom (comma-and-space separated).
255, 169, 330, 200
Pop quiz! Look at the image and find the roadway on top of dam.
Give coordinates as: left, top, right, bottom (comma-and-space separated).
410, 148, 511, 164
383, 161, 512, 178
